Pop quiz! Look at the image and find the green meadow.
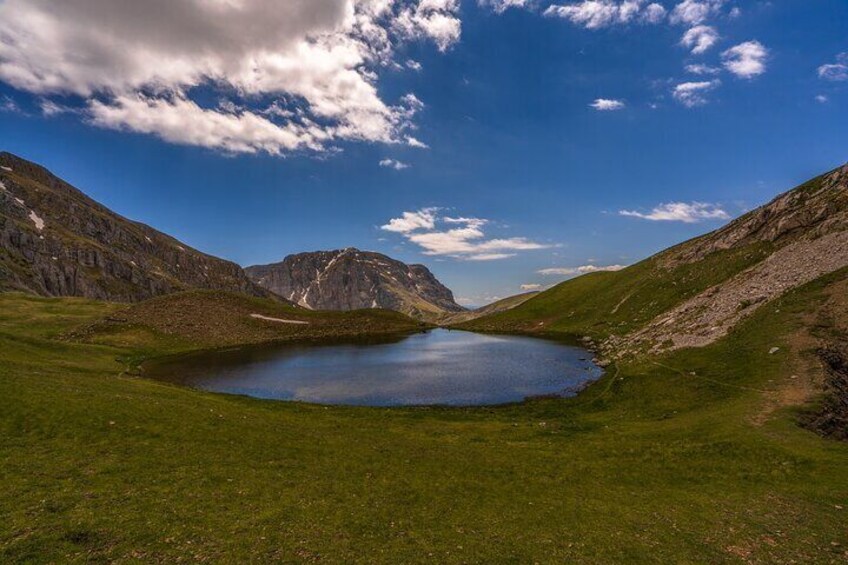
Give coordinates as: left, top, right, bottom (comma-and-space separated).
2, 268, 847, 563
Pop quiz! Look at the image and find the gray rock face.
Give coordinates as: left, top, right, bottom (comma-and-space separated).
246, 248, 465, 320
663, 163, 848, 266
0, 151, 271, 302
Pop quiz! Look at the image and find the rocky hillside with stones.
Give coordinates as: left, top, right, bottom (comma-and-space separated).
617, 163, 848, 357
0, 152, 272, 302
246, 248, 465, 321
463, 161, 848, 362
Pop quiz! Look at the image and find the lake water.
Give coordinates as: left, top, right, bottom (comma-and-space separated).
144, 329, 602, 407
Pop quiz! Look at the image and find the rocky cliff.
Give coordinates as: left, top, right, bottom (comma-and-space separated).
0, 152, 272, 302
246, 248, 465, 321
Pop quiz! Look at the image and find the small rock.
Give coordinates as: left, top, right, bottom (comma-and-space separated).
769, 347, 780, 355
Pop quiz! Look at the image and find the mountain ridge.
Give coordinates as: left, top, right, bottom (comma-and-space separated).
0, 151, 276, 302
246, 248, 465, 321
461, 161, 848, 362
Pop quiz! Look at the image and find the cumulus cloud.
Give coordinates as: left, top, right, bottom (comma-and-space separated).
538, 264, 626, 276
620, 201, 729, 222
681, 25, 719, 54
381, 207, 439, 233
381, 209, 551, 261
590, 98, 626, 111
669, 0, 725, 26
379, 158, 410, 170
815, 94, 829, 104
818, 53, 848, 82
672, 79, 721, 107
479, 0, 530, 13
0, 0, 460, 155
544, 0, 667, 29
722, 41, 768, 78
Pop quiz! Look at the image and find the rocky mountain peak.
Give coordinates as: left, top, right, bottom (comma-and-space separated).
246, 249, 465, 321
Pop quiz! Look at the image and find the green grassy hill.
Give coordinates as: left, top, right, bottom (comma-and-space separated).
459, 164, 848, 359
2, 163, 848, 562
1, 271, 847, 562
458, 243, 772, 340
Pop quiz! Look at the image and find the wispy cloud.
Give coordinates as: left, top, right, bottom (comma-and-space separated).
520, 283, 543, 291
620, 201, 729, 223
379, 158, 410, 170
722, 41, 768, 79
478, 0, 530, 14
405, 136, 430, 149
818, 53, 848, 82
685, 63, 721, 75
672, 80, 721, 107
0, 95, 20, 113
381, 208, 551, 261
544, 0, 667, 29
538, 264, 627, 276
590, 98, 626, 111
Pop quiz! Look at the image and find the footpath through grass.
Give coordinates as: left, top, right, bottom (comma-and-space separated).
1, 288, 847, 563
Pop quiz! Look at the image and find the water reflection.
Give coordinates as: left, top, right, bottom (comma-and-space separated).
145, 329, 602, 407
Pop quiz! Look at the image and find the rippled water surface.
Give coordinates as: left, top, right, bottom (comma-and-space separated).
145, 329, 602, 406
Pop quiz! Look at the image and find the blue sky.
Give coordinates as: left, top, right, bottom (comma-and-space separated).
0, 0, 846, 305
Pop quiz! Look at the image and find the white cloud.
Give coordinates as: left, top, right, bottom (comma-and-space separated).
406, 136, 430, 149
681, 25, 718, 54
538, 264, 626, 276
722, 41, 768, 79
544, 1, 667, 29
381, 207, 439, 233
467, 253, 517, 261
815, 94, 829, 104
0, 95, 20, 113
620, 201, 729, 222
379, 158, 410, 170
669, 0, 725, 26
39, 99, 76, 117
394, 0, 462, 51
405, 59, 423, 71
818, 53, 848, 82
0, 0, 459, 155
479, 0, 530, 13
685, 63, 721, 75
520, 283, 543, 291
672, 79, 720, 107
590, 98, 626, 111
381, 209, 551, 260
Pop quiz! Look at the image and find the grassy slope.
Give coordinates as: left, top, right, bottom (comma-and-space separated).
458, 243, 773, 341
2, 273, 848, 562
72, 290, 427, 358
442, 292, 540, 325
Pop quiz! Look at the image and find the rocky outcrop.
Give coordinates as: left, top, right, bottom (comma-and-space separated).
246, 248, 465, 320
610, 162, 848, 357
0, 152, 272, 302
662, 164, 848, 266
620, 230, 848, 355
